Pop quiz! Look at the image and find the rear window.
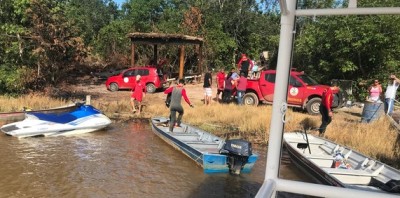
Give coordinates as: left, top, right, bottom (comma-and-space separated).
265, 74, 276, 83
297, 74, 319, 86
139, 69, 149, 76
123, 69, 136, 77
289, 76, 301, 86
123, 69, 150, 77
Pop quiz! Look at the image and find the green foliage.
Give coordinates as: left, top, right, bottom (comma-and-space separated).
294, 0, 400, 101
1, 0, 400, 102
65, 0, 119, 46
95, 20, 132, 60
123, 0, 167, 32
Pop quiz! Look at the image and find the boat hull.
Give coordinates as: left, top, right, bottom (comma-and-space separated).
284, 137, 344, 187
284, 132, 400, 194
151, 117, 258, 174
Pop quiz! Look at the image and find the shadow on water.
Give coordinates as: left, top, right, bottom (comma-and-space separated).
186, 145, 318, 198
188, 174, 315, 198
189, 174, 261, 198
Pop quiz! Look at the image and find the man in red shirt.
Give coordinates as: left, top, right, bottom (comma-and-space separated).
318, 85, 336, 137
215, 68, 225, 102
130, 75, 146, 114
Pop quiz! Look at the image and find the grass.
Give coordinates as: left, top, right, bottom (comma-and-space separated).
0, 94, 69, 112
1, 94, 399, 168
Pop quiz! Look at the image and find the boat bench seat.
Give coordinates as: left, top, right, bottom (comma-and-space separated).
288, 140, 325, 145
185, 141, 220, 145
170, 133, 198, 136
305, 155, 334, 160
322, 167, 382, 177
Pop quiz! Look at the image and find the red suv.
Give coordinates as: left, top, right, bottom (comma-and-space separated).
105, 66, 167, 93
239, 69, 344, 115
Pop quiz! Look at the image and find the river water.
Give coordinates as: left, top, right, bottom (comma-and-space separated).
0, 120, 312, 198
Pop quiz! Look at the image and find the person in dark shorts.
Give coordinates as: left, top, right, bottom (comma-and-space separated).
164, 79, 193, 132
237, 54, 253, 77
318, 83, 338, 137
203, 69, 212, 105
222, 72, 234, 103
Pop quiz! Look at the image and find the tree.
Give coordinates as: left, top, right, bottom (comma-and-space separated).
0, 0, 33, 93
294, 0, 400, 100
65, 0, 119, 46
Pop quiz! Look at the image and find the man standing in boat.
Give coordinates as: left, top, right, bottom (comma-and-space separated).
318, 82, 337, 137
384, 74, 400, 115
164, 79, 194, 132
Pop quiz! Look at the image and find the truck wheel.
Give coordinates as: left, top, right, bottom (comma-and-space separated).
306, 98, 321, 115
243, 93, 259, 106
109, 83, 119, 92
146, 83, 156, 93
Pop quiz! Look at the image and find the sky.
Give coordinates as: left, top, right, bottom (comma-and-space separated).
113, 0, 125, 7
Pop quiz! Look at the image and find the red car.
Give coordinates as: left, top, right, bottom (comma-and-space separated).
105, 66, 167, 93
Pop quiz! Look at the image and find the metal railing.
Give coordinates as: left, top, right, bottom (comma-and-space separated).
256, 1, 400, 197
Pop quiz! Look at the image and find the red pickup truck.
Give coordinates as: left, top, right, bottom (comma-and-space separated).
240, 70, 343, 115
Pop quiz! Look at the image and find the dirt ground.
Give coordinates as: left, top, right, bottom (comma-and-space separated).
61, 75, 400, 127
63, 76, 207, 106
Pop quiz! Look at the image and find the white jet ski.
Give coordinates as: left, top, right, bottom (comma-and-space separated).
1, 104, 112, 138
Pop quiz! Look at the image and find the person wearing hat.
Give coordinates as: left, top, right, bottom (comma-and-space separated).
130, 75, 146, 114
164, 79, 194, 132
384, 74, 400, 115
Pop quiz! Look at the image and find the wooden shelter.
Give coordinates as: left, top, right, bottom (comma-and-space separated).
127, 32, 204, 80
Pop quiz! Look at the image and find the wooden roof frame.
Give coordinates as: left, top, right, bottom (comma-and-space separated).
127, 32, 204, 80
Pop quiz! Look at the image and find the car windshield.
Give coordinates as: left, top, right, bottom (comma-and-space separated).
297, 74, 319, 86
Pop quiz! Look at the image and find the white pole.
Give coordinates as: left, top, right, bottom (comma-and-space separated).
276, 179, 399, 198
86, 95, 91, 105
296, 7, 400, 16
255, 0, 296, 197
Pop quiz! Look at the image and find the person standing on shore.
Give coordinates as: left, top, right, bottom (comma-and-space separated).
222, 72, 234, 103
203, 69, 212, 105
164, 79, 193, 132
130, 75, 146, 114
236, 72, 247, 105
384, 74, 400, 115
367, 79, 382, 102
318, 86, 335, 137
216, 68, 225, 102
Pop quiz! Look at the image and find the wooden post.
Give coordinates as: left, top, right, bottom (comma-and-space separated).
86, 95, 91, 105
198, 44, 203, 75
179, 45, 185, 80
153, 44, 158, 65
131, 43, 135, 67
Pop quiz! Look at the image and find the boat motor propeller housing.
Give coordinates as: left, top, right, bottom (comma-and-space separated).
220, 139, 252, 175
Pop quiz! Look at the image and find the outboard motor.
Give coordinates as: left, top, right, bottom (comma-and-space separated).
220, 139, 252, 175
